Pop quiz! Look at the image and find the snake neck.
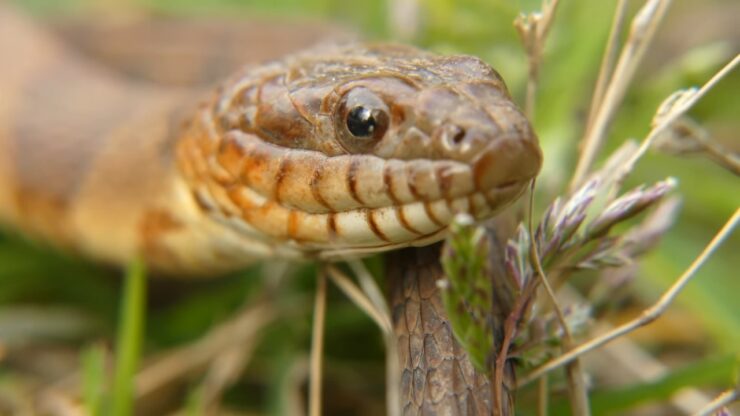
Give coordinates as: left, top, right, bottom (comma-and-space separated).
0, 6, 247, 274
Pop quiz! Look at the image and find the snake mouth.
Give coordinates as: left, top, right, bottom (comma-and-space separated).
307, 133, 540, 256
311, 177, 529, 260
208, 168, 530, 261
190, 130, 538, 259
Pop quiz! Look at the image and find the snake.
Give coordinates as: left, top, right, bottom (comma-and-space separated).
0, 5, 542, 414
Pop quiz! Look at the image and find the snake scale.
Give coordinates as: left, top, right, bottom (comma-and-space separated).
0, 6, 542, 414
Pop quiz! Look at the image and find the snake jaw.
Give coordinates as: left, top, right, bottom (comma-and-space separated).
181, 128, 534, 259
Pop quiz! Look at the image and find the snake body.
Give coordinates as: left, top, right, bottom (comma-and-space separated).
0, 6, 541, 413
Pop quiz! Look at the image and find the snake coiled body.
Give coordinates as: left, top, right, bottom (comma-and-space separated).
0, 6, 541, 414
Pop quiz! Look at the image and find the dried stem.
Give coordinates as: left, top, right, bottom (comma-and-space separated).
570, 0, 672, 191
694, 387, 739, 416
698, 137, 740, 175
199, 341, 257, 414
327, 265, 391, 333
515, 0, 561, 119
558, 284, 713, 413
349, 260, 391, 319
527, 181, 591, 416
382, 332, 401, 416
194, 264, 293, 413
585, 0, 628, 133
655, 117, 740, 175
135, 302, 274, 399
494, 280, 539, 415
328, 263, 400, 416
347, 260, 401, 416
538, 375, 549, 416
387, 0, 420, 41
537, 0, 560, 38
624, 55, 740, 172
520, 208, 739, 385
308, 267, 328, 416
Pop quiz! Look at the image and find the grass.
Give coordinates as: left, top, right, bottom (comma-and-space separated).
1, 0, 738, 414
585, 354, 738, 415
77, 260, 147, 416
110, 259, 146, 416
81, 344, 106, 415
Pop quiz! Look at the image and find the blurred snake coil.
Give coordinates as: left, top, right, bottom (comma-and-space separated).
0, 5, 542, 414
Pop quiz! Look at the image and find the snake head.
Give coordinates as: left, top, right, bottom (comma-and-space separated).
182, 43, 542, 259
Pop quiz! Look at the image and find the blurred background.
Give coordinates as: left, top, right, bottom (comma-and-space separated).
0, 0, 738, 415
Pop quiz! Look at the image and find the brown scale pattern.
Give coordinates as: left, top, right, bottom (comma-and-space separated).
389, 244, 493, 415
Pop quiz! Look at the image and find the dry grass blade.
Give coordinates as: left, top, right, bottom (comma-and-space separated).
135, 302, 275, 399
35, 303, 275, 415
571, 0, 672, 190
624, 55, 740, 172
557, 283, 713, 413
694, 387, 739, 416
348, 259, 391, 320
383, 333, 401, 416
654, 117, 740, 175
327, 263, 400, 415
538, 375, 549, 416
520, 208, 739, 386
693, 141, 740, 176
308, 267, 327, 416
39, 390, 87, 416
514, 0, 561, 118
327, 265, 391, 333
345, 260, 401, 416
387, 0, 419, 41
198, 340, 258, 414
585, 0, 629, 132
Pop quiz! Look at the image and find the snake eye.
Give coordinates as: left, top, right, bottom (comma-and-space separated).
336, 87, 389, 153
347, 106, 383, 137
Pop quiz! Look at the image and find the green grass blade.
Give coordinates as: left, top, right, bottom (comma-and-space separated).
81, 344, 107, 416
111, 259, 147, 416
184, 384, 206, 416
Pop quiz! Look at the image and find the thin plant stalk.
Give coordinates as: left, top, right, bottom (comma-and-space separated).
584, 0, 629, 133
348, 259, 391, 320
527, 182, 591, 416
336, 261, 401, 416
570, 0, 672, 190
383, 332, 401, 416
694, 387, 739, 416
387, 0, 420, 41
520, 208, 739, 385
699, 137, 740, 175
515, 0, 561, 119
494, 281, 540, 415
538, 375, 549, 416
308, 266, 328, 416
135, 302, 273, 398
198, 338, 259, 413
327, 265, 391, 333
624, 55, 740, 171
537, 0, 560, 41
557, 282, 714, 413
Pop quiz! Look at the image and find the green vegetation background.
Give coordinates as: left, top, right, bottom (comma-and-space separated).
2, 0, 738, 414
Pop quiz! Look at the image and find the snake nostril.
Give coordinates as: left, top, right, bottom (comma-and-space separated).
451, 127, 466, 145
438, 124, 477, 154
